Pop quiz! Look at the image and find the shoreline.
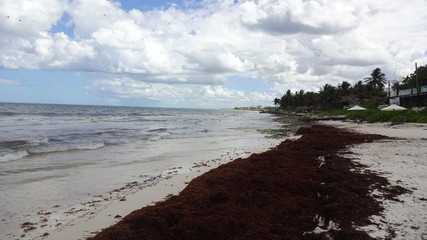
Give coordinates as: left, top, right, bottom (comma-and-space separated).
46, 165, 211, 240
87, 123, 423, 239
1, 110, 287, 240
44, 142, 286, 240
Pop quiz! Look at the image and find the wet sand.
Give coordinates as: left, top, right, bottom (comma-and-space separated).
88, 125, 413, 239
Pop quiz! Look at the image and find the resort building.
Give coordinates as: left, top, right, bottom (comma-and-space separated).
390, 85, 427, 107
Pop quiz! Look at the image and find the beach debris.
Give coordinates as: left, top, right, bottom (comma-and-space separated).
21, 222, 36, 228
385, 122, 405, 128
303, 214, 340, 238
82, 197, 104, 207
318, 156, 326, 168
192, 162, 208, 168
64, 208, 85, 215
37, 210, 51, 216
21, 222, 37, 232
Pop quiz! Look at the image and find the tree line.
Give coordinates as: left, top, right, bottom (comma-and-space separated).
274, 64, 427, 111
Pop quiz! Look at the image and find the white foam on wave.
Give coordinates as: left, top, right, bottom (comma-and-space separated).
27, 142, 105, 154
0, 150, 29, 163
77, 142, 105, 150
0, 142, 105, 163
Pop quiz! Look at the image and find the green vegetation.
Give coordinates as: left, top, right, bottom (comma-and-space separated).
345, 109, 427, 123
398, 64, 427, 90
314, 108, 348, 117
273, 68, 389, 112
273, 65, 427, 123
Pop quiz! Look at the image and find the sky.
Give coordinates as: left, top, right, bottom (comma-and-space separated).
1, 0, 427, 108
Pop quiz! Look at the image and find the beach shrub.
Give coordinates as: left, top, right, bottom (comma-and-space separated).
366, 111, 391, 123
346, 111, 368, 121
404, 110, 419, 122
346, 111, 361, 120
390, 115, 406, 123
347, 108, 427, 123
416, 116, 427, 123
315, 108, 347, 116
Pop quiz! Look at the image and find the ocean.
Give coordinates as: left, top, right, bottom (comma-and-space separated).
0, 103, 283, 239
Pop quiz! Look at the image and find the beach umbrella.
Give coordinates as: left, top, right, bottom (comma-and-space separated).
347, 105, 367, 111
380, 104, 407, 111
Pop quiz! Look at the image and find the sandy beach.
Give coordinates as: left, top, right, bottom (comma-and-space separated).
46, 165, 216, 240
79, 122, 426, 240
44, 121, 427, 240
45, 144, 284, 240
319, 121, 427, 239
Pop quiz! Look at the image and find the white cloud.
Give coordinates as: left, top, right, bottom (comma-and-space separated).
85, 77, 273, 107
0, 0, 66, 37
241, 0, 359, 34
69, 0, 128, 39
0, 31, 95, 70
1, 0, 427, 106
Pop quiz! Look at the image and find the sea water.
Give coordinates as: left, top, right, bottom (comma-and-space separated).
0, 103, 282, 239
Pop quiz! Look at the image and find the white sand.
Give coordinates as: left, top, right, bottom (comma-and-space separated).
320, 121, 427, 240
46, 168, 207, 240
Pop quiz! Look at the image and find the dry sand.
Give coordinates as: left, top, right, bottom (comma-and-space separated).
46, 169, 207, 240
319, 121, 427, 240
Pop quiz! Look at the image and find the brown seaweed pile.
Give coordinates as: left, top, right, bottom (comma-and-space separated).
90, 125, 406, 240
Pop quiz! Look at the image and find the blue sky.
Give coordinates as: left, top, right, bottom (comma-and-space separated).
1, 0, 427, 108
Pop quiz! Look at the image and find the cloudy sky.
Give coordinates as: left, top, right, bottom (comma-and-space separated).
1, 0, 426, 108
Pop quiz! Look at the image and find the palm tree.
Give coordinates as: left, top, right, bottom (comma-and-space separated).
338, 81, 352, 96
392, 82, 401, 96
294, 90, 305, 108
303, 91, 318, 110
319, 83, 339, 109
364, 68, 387, 96
273, 98, 281, 107
352, 80, 369, 104
280, 90, 294, 109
